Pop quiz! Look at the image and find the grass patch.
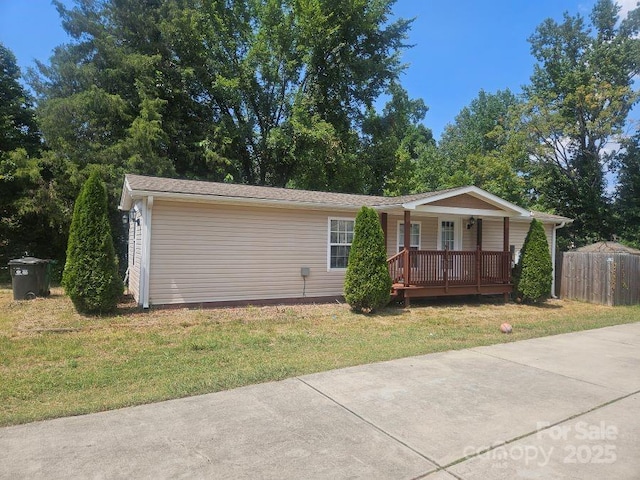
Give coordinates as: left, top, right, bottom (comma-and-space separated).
1, 286, 638, 426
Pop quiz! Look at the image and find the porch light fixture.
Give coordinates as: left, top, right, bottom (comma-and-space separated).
126, 210, 141, 226
467, 216, 476, 229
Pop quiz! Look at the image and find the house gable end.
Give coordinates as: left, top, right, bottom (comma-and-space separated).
428, 193, 502, 211
401, 186, 530, 218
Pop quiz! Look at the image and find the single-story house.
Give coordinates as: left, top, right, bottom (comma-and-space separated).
119, 174, 571, 308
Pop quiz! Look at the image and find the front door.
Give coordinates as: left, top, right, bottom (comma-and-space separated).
438, 219, 460, 279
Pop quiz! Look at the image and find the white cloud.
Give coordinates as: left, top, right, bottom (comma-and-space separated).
617, 0, 638, 18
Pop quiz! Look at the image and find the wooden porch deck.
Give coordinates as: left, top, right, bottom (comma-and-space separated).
387, 248, 513, 304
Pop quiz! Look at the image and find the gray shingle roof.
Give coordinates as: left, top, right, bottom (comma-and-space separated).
124, 174, 448, 207
575, 242, 640, 254
531, 211, 573, 223
123, 174, 572, 223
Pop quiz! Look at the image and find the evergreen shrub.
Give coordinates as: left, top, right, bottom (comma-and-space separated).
514, 218, 552, 303
344, 206, 392, 312
62, 172, 123, 313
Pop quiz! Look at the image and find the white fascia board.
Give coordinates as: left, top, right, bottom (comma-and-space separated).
118, 178, 133, 211
402, 186, 530, 216
412, 205, 524, 218
124, 189, 366, 212
511, 216, 572, 226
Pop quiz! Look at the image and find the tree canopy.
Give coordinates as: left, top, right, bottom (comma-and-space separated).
434, 89, 531, 205
521, 0, 640, 246
34, 0, 414, 192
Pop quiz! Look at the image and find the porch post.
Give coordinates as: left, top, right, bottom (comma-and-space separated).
476, 218, 483, 250
379, 212, 388, 252
404, 210, 411, 287
503, 216, 509, 253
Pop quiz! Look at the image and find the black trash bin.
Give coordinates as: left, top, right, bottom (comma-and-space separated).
8, 257, 52, 300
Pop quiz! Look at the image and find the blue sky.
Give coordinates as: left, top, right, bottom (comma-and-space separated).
0, 0, 635, 140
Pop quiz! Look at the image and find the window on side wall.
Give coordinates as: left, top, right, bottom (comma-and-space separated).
398, 222, 421, 252
328, 218, 355, 270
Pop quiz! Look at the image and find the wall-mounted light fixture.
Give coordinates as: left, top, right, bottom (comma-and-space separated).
124, 210, 140, 226
466, 216, 476, 230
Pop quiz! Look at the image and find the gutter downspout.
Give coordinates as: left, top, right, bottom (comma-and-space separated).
551, 221, 566, 298
141, 196, 154, 309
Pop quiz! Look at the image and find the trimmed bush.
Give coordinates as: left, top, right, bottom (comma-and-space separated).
514, 218, 552, 303
62, 172, 123, 313
344, 206, 392, 313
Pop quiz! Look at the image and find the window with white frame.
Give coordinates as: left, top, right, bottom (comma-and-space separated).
441, 220, 455, 250
398, 222, 421, 252
328, 218, 355, 269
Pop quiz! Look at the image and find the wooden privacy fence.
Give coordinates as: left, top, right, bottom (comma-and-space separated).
559, 252, 640, 306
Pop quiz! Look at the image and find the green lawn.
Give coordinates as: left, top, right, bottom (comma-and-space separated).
1, 286, 638, 426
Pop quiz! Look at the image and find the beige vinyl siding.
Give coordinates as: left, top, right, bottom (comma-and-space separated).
148, 200, 348, 305
462, 220, 477, 250
127, 206, 142, 302
481, 219, 554, 256
481, 218, 528, 252
429, 193, 501, 210
421, 217, 438, 249
386, 216, 438, 256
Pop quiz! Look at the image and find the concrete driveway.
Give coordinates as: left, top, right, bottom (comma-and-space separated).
1, 322, 639, 479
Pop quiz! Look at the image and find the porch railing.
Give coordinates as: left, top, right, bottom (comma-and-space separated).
387, 248, 511, 287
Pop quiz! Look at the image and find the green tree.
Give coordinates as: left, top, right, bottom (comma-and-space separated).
344, 206, 392, 313
0, 44, 56, 276
434, 89, 531, 204
0, 44, 40, 157
514, 219, 553, 303
361, 82, 433, 195
615, 131, 640, 247
62, 171, 123, 314
361, 82, 435, 195
34, 0, 413, 191
521, 0, 640, 245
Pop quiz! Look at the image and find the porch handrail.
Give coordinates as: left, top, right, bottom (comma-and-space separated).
387, 249, 406, 284
387, 249, 511, 288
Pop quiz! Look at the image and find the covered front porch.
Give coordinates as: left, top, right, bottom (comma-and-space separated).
387, 246, 512, 304
379, 194, 516, 305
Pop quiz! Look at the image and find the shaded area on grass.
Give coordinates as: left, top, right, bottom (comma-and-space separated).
1, 287, 638, 426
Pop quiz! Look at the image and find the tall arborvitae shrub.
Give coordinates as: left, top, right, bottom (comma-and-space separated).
514, 218, 552, 303
62, 172, 123, 313
344, 206, 392, 313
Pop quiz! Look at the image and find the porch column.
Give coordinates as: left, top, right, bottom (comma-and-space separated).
404, 210, 411, 253
503, 216, 509, 252
476, 218, 483, 250
403, 210, 411, 288
379, 212, 388, 252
